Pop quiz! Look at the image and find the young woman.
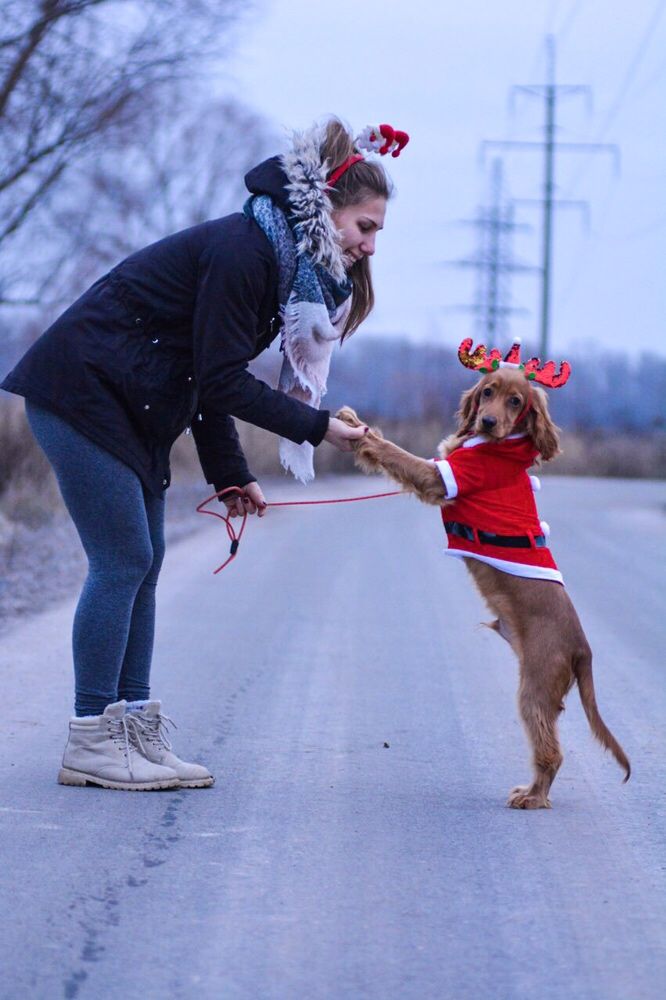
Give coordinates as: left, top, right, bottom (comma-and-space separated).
1, 117, 402, 791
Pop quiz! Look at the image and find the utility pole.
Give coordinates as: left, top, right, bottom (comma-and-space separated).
443, 158, 537, 340
481, 35, 619, 357
541, 39, 557, 360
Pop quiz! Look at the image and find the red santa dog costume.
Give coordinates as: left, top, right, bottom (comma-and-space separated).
435, 338, 572, 585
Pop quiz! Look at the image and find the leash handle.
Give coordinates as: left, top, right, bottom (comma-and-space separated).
196, 485, 404, 574
195, 486, 250, 573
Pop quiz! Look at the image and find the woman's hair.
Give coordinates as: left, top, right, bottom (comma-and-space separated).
320, 118, 393, 338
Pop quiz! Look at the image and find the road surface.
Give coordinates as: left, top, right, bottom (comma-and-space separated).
1, 474, 664, 999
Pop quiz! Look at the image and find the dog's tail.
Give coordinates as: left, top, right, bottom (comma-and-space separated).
572, 652, 631, 782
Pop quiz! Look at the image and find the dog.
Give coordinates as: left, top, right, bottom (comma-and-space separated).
337, 365, 630, 809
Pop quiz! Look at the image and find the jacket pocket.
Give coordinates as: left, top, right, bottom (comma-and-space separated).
121, 372, 197, 443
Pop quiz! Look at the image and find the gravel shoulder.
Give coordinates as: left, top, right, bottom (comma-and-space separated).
0, 480, 224, 630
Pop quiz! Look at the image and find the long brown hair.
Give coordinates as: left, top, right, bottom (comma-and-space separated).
320, 118, 393, 338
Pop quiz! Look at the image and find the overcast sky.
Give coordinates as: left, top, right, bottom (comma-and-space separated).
221, 0, 666, 360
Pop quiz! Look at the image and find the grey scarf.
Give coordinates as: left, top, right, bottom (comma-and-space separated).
243, 127, 353, 482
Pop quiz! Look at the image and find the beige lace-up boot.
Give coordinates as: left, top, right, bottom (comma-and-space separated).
126, 701, 215, 789
58, 701, 180, 790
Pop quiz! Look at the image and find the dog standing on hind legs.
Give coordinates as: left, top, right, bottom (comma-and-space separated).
337, 338, 630, 809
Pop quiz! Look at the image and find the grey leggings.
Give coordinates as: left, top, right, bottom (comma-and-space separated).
26, 402, 165, 716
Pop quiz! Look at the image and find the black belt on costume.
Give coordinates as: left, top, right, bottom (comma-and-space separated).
444, 520, 547, 549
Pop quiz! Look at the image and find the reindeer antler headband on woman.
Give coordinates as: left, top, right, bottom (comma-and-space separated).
326, 123, 410, 188
458, 337, 572, 388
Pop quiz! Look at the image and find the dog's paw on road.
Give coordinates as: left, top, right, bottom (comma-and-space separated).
507, 785, 552, 810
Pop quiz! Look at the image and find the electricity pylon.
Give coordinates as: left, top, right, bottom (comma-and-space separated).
443, 158, 538, 342
481, 35, 619, 357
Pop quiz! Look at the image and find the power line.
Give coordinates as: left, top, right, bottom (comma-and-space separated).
549, 2, 666, 318
595, 0, 666, 139
545, 0, 567, 34
563, 0, 666, 197
556, 0, 583, 44
481, 36, 614, 357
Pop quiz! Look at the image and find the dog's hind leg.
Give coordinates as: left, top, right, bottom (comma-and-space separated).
485, 617, 514, 646
508, 653, 570, 810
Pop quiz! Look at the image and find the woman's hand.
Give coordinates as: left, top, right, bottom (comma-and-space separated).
224, 481, 268, 518
324, 416, 369, 452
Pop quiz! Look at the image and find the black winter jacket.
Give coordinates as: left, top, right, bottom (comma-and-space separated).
1, 158, 330, 495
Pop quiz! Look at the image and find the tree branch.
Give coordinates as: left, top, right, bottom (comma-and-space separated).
0, 158, 66, 241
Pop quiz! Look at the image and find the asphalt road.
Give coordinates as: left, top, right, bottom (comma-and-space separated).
1, 474, 664, 1000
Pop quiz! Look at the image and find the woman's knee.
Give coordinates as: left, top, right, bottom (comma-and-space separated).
89, 537, 155, 589
142, 536, 165, 587
142, 493, 166, 587
113, 529, 165, 590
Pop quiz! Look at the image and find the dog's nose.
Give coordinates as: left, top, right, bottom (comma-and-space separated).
481, 415, 497, 430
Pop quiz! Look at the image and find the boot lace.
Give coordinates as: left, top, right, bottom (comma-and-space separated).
106, 716, 140, 779
126, 710, 176, 757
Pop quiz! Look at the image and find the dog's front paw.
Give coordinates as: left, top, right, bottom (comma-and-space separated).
507, 785, 552, 810
336, 406, 364, 429
335, 408, 387, 473
336, 406, 384, 449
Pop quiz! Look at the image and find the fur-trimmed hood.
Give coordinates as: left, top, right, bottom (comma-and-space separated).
244, 156, 291, 212
244, 125, 346, 282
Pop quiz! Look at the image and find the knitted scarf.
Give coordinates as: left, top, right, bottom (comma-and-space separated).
243, 127, 353, 482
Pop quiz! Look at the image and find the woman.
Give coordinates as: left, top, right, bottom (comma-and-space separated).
1, 117, 400, 791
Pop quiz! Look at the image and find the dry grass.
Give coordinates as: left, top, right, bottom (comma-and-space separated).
0, 396, 62, 527
548, 430, 666, 478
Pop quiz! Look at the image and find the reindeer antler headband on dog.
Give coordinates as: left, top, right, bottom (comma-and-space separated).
326, 123, 410, 188
458, 337, 572, 389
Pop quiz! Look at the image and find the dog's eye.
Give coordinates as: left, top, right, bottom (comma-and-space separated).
509, 396, 522, 407
482, 387, 492, 398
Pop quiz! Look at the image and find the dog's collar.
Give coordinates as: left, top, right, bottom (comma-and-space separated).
516, 398, 532, 424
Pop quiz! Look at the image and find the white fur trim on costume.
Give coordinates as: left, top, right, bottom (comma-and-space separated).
435, 460, 458, 499
280, 125, 346, 282
462, 434, 490, 449
444, 548, 563, 584
540, 520, 551, 538
529, 475, 541, 491
461, 432, 527, 449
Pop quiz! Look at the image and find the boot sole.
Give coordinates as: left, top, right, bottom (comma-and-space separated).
178, 776, 215, 789
58, 768, 179, 791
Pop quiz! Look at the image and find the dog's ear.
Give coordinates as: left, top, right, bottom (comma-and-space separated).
455, 382, 481, 436
526, 387, 560, 461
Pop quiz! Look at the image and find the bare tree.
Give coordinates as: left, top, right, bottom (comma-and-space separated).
39, 98, 278, 298
0, 0, 245, 303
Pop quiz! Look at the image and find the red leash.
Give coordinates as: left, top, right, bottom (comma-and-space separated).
196, 485, 403, 574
